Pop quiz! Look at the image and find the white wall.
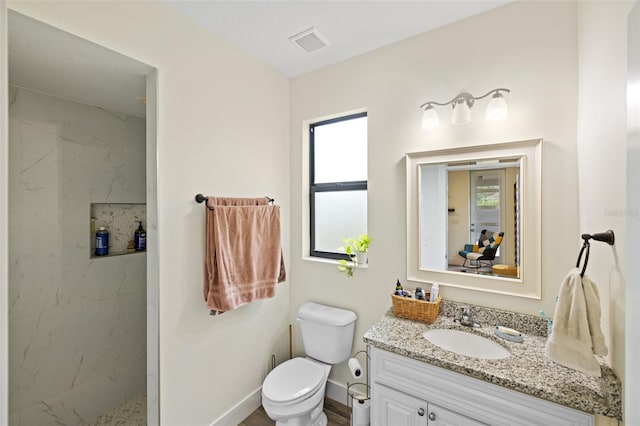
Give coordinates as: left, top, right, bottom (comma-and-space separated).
419, 164, 447, 270
4, 1, 291, 425
1, 2, 10, 424
8, 86, 147, 425
447, 170, 470, 266
577, 2, 635, 425
290, 0, 580, 390
626, 3, 640, 423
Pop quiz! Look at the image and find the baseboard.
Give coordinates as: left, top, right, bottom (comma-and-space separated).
326, 379, 349, 405
210, 386, 262, 426
210, 380, 349, 425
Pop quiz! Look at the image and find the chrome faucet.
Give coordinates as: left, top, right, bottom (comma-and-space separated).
458, 306, 478, 327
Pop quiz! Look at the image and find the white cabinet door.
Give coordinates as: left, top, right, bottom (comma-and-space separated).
428, 403, 488, 426
373, 383, 428, 426
371, 347, 594, 426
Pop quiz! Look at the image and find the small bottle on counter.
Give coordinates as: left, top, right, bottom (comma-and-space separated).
415, 287, 425, 300
394, 279, 404, 296
429, 282, 439, 302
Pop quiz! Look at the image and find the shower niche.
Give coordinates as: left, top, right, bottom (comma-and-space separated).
90, 203, 147, 258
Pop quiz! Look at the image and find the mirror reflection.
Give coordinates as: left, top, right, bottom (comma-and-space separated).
406, 139, 541, 298
419, 158, 521, 279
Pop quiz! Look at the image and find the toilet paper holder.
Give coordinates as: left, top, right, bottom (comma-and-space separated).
347, 347, 370, 426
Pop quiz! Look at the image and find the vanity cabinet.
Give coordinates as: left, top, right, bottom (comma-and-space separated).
370, 347, 594, 426
375, 383, 486, 425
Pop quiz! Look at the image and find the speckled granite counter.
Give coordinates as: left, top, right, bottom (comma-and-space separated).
363, 301, 622, 420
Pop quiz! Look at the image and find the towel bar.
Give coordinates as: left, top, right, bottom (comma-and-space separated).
195, 193, 275, 210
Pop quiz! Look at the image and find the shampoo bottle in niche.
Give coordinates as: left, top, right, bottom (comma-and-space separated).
134, 221, 146, 251
429, 282, 439, 302
95, 227, 109, 256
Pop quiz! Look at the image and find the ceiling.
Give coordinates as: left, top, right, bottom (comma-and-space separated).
164, 0, 512, 78
7, 1, 511, 118
8, 10, 152, 118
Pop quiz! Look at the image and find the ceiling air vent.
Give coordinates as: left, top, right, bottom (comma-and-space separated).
289, 27, 329, 54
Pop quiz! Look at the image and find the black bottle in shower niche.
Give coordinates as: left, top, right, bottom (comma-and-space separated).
134, 221, 146, 251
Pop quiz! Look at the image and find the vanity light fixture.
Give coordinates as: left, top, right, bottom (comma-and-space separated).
420, 88, 510, 129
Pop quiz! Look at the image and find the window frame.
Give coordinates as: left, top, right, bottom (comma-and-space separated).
309, 112, 368, 260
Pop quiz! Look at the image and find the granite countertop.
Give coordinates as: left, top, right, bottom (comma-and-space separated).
363, 301, 622, 420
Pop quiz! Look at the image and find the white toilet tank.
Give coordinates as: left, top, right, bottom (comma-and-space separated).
298, 302, 357, 364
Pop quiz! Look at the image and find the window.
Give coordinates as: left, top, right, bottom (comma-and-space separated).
309, 112, 367, 260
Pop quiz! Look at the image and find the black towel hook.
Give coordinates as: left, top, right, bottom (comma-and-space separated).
575, 230, 615, 277
576, 240, 591, 277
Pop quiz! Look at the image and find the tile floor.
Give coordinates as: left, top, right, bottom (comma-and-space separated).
84, 394, 146, 426
83, 394, 350, 426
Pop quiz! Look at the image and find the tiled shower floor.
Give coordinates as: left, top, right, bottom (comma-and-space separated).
84, 394, 146, 426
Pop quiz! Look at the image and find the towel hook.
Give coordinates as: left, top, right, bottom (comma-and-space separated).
575, 230, 615, 277
576, 240, 590, 277
581, 230, 615, 246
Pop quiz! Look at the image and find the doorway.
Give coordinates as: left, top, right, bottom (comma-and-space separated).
469, 169, 506, 264
2, 9, 159, 426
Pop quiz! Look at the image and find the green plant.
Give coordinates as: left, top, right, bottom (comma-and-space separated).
337, 234, 371, 277
337, 259, 356, 277
340, 234, 371, 254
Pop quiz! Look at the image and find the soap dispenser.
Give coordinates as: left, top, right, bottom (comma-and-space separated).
134, 221, 146, 251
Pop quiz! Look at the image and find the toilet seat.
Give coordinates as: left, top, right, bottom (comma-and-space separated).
262, 358, 325, 404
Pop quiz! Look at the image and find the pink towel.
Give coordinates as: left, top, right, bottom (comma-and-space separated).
206, 196, 270, 208
204, 197, 286, 313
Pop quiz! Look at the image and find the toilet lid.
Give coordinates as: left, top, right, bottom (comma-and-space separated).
263, 358, 325, 404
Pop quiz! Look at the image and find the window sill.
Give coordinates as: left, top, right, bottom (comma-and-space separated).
302, 256, 369, 269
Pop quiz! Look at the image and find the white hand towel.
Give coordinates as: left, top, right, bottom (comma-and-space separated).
545, 268, 608, 377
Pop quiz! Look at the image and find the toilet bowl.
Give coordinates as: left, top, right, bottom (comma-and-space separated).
261, 302, 357, 426
262, 358, 331, 426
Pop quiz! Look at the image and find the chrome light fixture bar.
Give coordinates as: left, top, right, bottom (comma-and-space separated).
420, 88, 511, 129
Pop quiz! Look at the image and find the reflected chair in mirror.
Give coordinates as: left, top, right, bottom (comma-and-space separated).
458, 231, 505, 271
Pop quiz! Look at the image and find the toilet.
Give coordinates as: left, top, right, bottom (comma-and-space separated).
262, 302, 357, 426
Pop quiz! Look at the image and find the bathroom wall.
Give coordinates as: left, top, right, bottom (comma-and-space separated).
8, 85, 147, 424
290, 0, 579, 391
576, 1, 635, 425
626, 4, 640, 424
5, 1, 291, 425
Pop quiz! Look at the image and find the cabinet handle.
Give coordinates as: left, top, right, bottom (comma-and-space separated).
428, 412, 436, 421
417, 407, 425, 416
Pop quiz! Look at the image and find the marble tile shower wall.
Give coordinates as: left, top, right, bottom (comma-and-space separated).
8, 86, 147, 425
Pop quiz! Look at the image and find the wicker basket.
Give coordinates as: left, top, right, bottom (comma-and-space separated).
391, 292, 441, 323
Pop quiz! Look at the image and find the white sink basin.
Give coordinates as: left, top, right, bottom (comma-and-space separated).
423, 328, 510, 359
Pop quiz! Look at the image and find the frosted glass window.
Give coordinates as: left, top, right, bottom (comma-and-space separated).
314, 191, 367, 253
309, 112, 368, 259
313, 115, 367, 183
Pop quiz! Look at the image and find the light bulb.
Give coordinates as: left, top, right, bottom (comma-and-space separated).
422, 105, 440, 130
486, 91, 508, 121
